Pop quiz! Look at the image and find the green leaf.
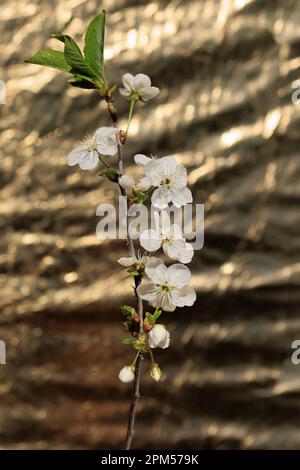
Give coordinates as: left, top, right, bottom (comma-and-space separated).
68, 74, 98, 89
122, 338, 136, 345
84, 10, 106, 78
52, 34, 96, 78
25, 49, 72, 72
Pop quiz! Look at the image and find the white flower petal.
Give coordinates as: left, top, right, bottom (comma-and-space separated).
79, 150, 99, 170
160, 156, 177, 175
122, 73, 135, 90
151, 187, 170, 209
137, 282, 159, 303
119, 88, 131, 98
67, 146, 83, 166
119, 365, 135, 383
170, 186, 193, 208
149, 325, 170, 349
145, 261, 168, 284
174, 164, 188, 187
137, 176, 152, 191
177, 242, 194, 264
133, 73, 152, 90
163, 239, 186, 260
117, 256, 136, 267
134, 154, 152, 166
167, 263, 191, 288
144, 160, 162, 186
119, 175, 135, 192
140, 86, 160, 102
171, 286, 196, 307
95, 127, 117, 139
140, 229, 161, 252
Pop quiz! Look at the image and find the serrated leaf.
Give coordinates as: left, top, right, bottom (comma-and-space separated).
122, 338, 136, 345
84, 10, 106, 78
52, 34, 96, 78
25, 49, 72, 72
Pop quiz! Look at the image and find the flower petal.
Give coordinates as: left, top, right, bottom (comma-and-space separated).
151, 187, 170, 209
67, 146, 83, 166
95, 127, 117, 139
117, 256, 136, 267
137, 282, 159, 303
174, 164, 188, 187
134, 154, 152, 166
119, 175, 135, 191
145, 261, 168, 284
122, 73, 135, 90
140, 86, 160, 102
167, 263, 191, 288
144, 160, 162, 186
170, 186, 193, 208
119, 88, 131, 98
177, 242, 194, 264
133, 73, 151, 90
140, 229, 161, 252
171, 286, 196, 307
160, 156, 177, 176
79, 150, 99, 170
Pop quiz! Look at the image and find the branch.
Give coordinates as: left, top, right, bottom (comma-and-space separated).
105, 92, 144, 450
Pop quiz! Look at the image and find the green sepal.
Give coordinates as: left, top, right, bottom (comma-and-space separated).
122, 338, 136, 345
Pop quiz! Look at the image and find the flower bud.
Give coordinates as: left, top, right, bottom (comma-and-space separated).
148, 324, 170, 349
143, 318, 153, 332
119, 174, 135, 195
119, 130, 127, 145
119, 365, 135, 383
150, 363, 161, 382
121, 305, 137, 318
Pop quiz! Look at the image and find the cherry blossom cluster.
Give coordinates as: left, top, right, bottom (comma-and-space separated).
65, 72, 196, 384
26, 10, 197, 448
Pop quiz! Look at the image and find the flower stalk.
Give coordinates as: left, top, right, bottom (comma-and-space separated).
105, 92, 145, 449
25, 10, 197, 450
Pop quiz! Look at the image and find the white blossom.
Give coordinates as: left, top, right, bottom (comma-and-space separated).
144, 156, 192, 208
150, 363, 161, 382
136, 176, 152, 192
120, 73, 159, 102
137, 261, 196, 312
119, 365, 135, 383
119, 174, 152, 195
148, 324, 170, 349
119, 175, 135, 195
134, 154, 152, 166
117, 253, 162, 272
68, 127, 118, 170
140, 211, 194, 263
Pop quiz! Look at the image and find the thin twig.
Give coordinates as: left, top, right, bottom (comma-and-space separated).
124, 353, 144, 450
105, 92, 144, 450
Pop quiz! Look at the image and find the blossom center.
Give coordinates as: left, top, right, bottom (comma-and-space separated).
161, 176, 172, 188
160, 283, 171, 293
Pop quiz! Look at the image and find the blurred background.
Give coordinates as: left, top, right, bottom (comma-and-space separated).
1, 0, 300, 450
